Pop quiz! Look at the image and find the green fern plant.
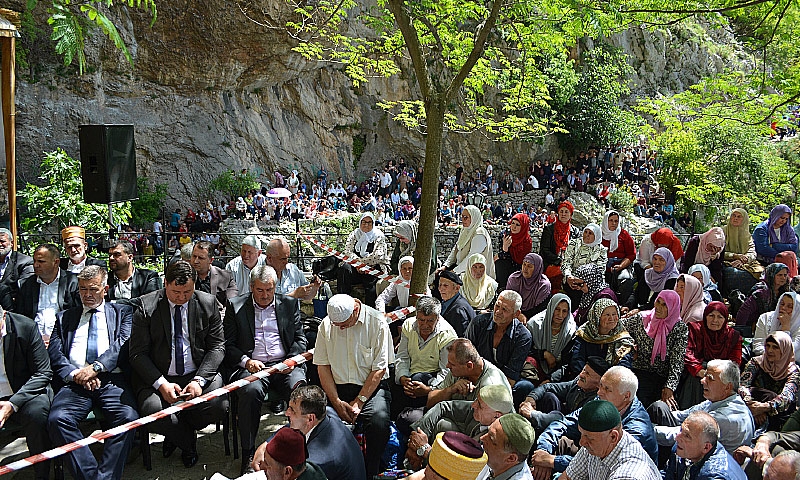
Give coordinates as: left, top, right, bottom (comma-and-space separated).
44, 0, 157, 75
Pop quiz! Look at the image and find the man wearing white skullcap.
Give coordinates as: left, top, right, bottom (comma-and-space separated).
313, 293, 393, 478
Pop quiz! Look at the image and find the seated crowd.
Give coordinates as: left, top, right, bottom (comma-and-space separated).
6, 195, 800, 480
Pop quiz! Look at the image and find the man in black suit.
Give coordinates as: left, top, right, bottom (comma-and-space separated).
59, 226, 106, 274
15, 244, 80, 343
438, 270, 475, 337
190, 240, 238, 308
0, 306, 53, 480
46, 265, 139, 479
223, 264, 307, 473
129, 261, 227, 468
282, 385, 366, 480
0, 228, 33, 301
106, 240, 161, 305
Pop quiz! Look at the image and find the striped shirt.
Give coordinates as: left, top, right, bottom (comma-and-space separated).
564, 431, 660, 480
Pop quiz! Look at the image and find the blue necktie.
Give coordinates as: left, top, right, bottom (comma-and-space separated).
86, 308, 98, 364
173, 304, 185, 375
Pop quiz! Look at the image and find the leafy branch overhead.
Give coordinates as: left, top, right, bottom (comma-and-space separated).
43, 0, 157, 74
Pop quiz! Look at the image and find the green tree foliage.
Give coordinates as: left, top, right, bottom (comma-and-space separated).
31, 0, 157, 75
130, 177, 167, 229
18, 149, 132, 233
206, 170, 261, 202
558, 45, 643, 152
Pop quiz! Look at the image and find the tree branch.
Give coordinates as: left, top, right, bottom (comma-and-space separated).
616, 0, 776, 14
446, 0, 504, 101
387, 0, 432, 100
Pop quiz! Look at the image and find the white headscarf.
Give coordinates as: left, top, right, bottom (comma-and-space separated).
601, 210, 622, 253
583, 223, 603, 248
354, 212, 384, 257
456, 205, 484, 251
460, 253, 498, 310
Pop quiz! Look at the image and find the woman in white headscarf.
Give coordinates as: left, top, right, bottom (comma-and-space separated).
438, 205, 494, 278
460, 253, 498, 311
563, 223, 607, 306
337, 212, 390, 307
753, 291, 800, 362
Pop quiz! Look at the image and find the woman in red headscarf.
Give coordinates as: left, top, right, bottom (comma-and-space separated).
494, 213, 533, 289
538, 201, 580, 292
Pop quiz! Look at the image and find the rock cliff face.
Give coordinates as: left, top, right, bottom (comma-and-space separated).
10, 1, 741, 207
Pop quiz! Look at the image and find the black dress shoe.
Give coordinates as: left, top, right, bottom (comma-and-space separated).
162, 439, 178, 458
182, 448, 199, 468
241, 452, 255, 476
271, 400, 287, 414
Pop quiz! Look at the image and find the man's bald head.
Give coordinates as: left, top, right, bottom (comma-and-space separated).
765, 450, 800, 480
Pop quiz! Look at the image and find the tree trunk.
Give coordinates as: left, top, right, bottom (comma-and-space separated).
410, 95, 446, 295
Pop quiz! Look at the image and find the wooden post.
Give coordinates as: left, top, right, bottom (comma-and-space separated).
1, 33, 16, 248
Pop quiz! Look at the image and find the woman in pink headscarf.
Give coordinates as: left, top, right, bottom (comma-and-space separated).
680, 227, 726, 285
623, 290, 689, 408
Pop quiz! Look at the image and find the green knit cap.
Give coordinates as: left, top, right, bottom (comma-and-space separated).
497, 413, 536, 454
578, 400, 621, 432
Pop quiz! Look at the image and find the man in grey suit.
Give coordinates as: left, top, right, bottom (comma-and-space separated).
0, 228, 33, 301
190, 241, 238, 308
129, 261, 227, 468
223, 265, 307, 473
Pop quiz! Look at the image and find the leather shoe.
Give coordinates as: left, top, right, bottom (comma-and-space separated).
271, 400, 287, 414
241, 452, 255, 476
162, 439, 177, 458
182, 448, 199, 468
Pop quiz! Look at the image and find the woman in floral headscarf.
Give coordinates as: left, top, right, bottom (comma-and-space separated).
570, 298, 634, 377
562, 223, 607, 306
623, 290, 688, 408
571, 263, 617, 326
754, 204, 798, 265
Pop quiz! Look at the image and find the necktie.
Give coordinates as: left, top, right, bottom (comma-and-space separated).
173, 304, 185, 375
86, 308, 98, 364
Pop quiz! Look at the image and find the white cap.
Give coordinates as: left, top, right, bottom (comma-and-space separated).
327, 294, 355, 323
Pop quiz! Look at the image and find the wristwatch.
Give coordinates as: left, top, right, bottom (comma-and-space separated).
357, 395, 369, 403
91, 362, 103, 373
416, 444, 431, 457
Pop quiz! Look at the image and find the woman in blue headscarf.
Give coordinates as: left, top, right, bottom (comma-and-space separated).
754, 204, 798, 265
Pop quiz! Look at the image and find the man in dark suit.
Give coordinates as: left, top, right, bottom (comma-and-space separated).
0, 307, 54, 480
129, 260, 226, 468
59, 226, 106, 273
190, 240, 238, 308
438, 270, 475, 337
46, 265, 139, 479
283, 385, 366, 480
106, 240, 161, 305
223, 264, 307, 473
15, 244, 80, 343
0, 228, 33, 300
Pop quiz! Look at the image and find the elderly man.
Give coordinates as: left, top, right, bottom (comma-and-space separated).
313, 293, 392, 478
282, 385, 366, 480
734, 430, 800, 478
265, 238, 320, 300
46, 265, 139, 479
0, 227, 33, 299
764, 450, 800, 480
223, 265, 307, 473
476, 414, 536, 480
664, 411, 746, 480
648, 359, 754, 457
190, 240, 238, 307
16, 244, 80, 342
0, 305, 53, 480
407, 384, 513, 469
532, 366, 657, 479
393, 296, 457, 422
129, 261, 227, 468
438, 270, 475, 337
251, 426, 327, 479
59, 226, 106, 273
559, 400, 661, 480
465, 290, 533, 407
425, 338, 511, 409
225, 235, 266, 295
520, 357, 608, 435
106, 240, 161, 304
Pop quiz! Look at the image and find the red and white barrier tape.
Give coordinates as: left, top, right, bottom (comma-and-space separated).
384, 305, 416, 323
300, 232, 411, 289
0, 350, 314, 476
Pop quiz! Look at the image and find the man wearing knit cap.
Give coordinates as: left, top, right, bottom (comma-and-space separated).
406, 431, 487, 480
560, 400, 660, 480
437, 270, 475, 337
313, 293, 392, 478
60, 226, 105, 273
408, 384, 512, 469
520, 357, 607, 435
476, 413, 535, 480
251, 426, 326, 479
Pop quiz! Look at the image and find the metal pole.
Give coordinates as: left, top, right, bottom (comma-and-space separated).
2, 34, 17, 248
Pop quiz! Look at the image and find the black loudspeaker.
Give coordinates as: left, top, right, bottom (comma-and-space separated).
79, 124, 138, 204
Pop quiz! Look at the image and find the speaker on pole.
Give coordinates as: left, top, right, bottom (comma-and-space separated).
79, 124, 138, 204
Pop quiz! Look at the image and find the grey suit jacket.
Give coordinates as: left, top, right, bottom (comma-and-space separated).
207, 265, 238, 307
129, 289, 224, 391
